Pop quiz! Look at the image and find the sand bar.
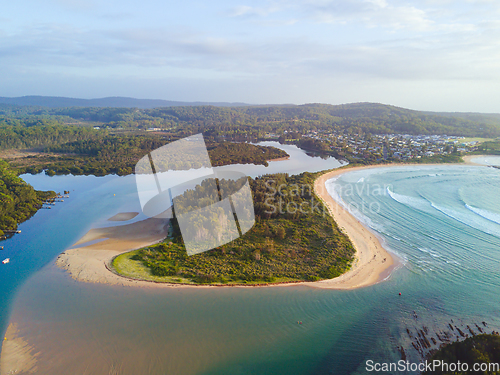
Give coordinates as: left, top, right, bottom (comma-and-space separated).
56, 218, 169, 286
268, 156, 290, 162
107, 212, 139, 222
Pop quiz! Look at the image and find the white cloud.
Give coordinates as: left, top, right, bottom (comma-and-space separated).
3, 0, 500, 111
228, 4, 282, 18
294, 0, 436, 31
3, 19, 500, 86
229, 0, 498, 33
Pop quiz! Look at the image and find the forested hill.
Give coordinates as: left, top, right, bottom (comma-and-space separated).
1, 101, 500, 137
0, 120, 101, 150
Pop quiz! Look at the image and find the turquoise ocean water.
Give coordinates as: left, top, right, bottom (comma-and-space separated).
1, 151, 500, 374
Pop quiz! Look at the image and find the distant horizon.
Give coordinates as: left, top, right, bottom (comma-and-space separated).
2, 95, 500, 115
4, 1, 500, 113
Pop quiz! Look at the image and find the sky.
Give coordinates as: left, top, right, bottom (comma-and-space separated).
1, 0, 500, 112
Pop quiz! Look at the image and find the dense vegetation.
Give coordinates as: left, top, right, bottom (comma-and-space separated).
0, 160, 55, 234
8, 136, 288, 176
0, 118, 101, 150
207, 142, 288, 166
2, 102, 500, 138
424, 334, 500, 375
1, 102, 499, 177
113, 172, 355, 284
400, 152, 465, 165
476, 140, 500, 155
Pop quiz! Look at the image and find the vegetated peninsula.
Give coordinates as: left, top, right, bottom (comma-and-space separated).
10, 137, 288, 176
0, 160, 55, 236
112, 172, 355, 285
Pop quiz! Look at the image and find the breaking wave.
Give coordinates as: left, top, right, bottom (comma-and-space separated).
386, 187, 430, 212
465, 204, 500, 226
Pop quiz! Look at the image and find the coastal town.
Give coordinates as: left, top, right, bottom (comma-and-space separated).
266, 130, 486, 161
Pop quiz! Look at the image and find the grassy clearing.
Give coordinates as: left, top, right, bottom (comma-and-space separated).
451, 137, 496, 144
112, 250, 195, 284
112, 249, 305, 285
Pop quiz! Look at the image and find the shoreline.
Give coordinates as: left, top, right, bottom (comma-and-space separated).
56, 218, 170, 287
462, 155, 479, 165
267, 156, 290, 162
462, 154, 498, 166
309, 154, 494, 287
0, 323, 38, 375
54, 164, 399, 289
55, 156, 485, 289
312, 165, 397, 289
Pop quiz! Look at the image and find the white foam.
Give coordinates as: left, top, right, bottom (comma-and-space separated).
418, 247, 441, 258
431, 202, 500, 238
386, 187, 431, 212
325, 181, 347, 209
466, 204, 500, 226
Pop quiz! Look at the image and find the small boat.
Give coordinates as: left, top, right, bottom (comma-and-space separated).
0, 246, 3, 250
2, 258, 10, 264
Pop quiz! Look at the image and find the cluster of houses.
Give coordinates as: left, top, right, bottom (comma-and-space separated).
268, 130, 482, 161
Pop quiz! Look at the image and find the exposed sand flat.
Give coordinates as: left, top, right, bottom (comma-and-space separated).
462, 155, 481, 165
0, 324, 38, 375
107, 212, 139, 221
56, 218, 169, 286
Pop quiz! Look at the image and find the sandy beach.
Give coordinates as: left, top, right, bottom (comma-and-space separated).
312, 165, 397, 289
462, 154, 496, 166
56, 217, 170, 287
310, 156, 495, 288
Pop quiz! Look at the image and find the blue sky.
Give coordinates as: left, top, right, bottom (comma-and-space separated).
1, 0, 500, 112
